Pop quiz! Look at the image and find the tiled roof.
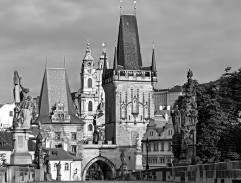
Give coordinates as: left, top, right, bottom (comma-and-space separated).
0, 131, 36, 151
36, 68, 84, 124
47, 148, 81, 161
169, 85, 182, 92
117, 15, 143, 70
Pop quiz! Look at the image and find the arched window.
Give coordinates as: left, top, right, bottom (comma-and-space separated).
88, 124, 93, 131
65, 163, 69, 171
54, 163, 57, 171
88, 101, 93, 111
87, 78, 92, 88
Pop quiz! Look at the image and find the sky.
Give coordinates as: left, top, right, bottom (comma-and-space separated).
0, 0, 241, 103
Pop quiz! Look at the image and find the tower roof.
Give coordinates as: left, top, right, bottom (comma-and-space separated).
117, 15, 142, 70
151, 43, 156, 72
36, 68, 83, 124
83, 43, 94, 61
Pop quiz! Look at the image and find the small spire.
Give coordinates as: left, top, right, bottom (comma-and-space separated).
120, 0, 123, 15
151, 42, 156, 73
134, 1, 137, 15
113, 41, 118, 70
64, 56, 66, 68
103, 52, 107, 75
45, 56, 48, 69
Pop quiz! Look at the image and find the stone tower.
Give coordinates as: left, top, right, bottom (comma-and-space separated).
79, 43, 105, 140
103, 14, 157, 148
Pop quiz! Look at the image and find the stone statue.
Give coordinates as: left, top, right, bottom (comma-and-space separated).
13, 71, 33, 129
172, 69, 198, 165
119, 150, 128, 180
135, 133, 141, 152
56, 161, 61, 180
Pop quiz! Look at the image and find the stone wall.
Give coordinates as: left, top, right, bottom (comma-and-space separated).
130, 161, 241, 183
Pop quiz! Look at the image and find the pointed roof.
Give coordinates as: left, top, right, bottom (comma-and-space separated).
113, 46, 118, 70
83, 43, 94, 61
117, 14, 142, 70
36, 68, 84, 124
151, 43, 156, 72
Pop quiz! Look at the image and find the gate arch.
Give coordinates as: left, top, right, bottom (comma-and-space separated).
82, 156, 116, 181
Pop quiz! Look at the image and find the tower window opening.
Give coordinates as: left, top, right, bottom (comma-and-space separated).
88, 124, 93, 131
87, 78, 92, 88
88, 101, 93, 111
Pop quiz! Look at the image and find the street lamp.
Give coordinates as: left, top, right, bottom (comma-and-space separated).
146, 138, 149, 170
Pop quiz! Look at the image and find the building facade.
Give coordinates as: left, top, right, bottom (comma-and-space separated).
0, 103, 15, 129
142, 109, 174, 169
153, 85, 182, 112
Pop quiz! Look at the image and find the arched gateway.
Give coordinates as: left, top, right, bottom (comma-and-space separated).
82, 156, 116, 181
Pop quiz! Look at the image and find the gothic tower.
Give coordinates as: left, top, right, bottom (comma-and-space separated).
103, 14, 157, 147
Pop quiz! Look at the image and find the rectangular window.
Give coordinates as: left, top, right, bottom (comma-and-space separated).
168, 143, 172, 151
148, 143, 151, 152
71, 132, 77, 140
160, 157, 165, 164
9, 111, 13, 117
72, 145, 77, 154
55, 132, 61, 140
161, 142, 164, 151
154, 143, 159, 151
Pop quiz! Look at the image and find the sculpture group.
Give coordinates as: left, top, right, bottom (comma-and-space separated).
171, 69, 198, 165
13, 71, 33, 129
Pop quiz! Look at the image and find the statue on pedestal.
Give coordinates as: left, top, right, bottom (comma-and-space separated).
119, 150, 128, 180
171, 69, 198, 165
56, 161, 61, 181
13, 71, 33, 129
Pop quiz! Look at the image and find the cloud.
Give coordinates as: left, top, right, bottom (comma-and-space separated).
0, 0, 241, 103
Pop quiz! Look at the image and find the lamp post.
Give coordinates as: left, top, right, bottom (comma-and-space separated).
146, 138, 149, 170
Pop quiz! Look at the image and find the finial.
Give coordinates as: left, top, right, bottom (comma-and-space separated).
152, 41, 155, 49
87, 39, 90, 51
102, 42, 106, 54
134, 1, 137, 15
120, 0, 123, 15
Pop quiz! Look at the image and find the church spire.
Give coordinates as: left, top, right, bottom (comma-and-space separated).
151, 42, 156, 73
113, 41, 118, 71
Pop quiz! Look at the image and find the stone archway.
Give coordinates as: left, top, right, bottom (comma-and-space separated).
82, 156, 116, 181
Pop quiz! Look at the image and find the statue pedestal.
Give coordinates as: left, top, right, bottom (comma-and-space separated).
10, 129, 32, 165
135, 151, 143, 170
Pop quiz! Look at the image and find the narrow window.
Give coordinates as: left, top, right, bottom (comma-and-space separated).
65, 163, 69, 171
88, 124, 93, 131
88, 78, 92, 88
72, 145, 77, 154
71, 132, 77, 140
88, 101, 93, 111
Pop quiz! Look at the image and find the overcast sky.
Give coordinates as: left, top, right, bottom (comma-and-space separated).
0, 0, 241, 103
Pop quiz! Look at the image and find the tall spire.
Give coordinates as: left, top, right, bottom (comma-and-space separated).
151, 42, 156, 73
113, 42, 118, 71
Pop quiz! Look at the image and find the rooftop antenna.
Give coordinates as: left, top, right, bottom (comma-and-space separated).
134, 1, 137, 15
120, 0, 123, 15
